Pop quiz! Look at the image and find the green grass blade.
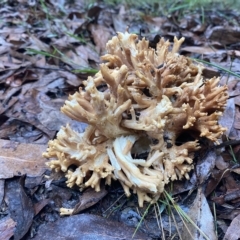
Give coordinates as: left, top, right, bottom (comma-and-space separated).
26, 48, 59, 58
132, 203, 152, 239
72, 68, 98, 74
192, 58, 240, 79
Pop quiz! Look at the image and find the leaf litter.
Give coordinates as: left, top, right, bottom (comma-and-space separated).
0, 1, 240, 239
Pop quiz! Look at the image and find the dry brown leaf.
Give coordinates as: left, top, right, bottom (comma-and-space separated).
234, 106, 240, 130
182, 46, 240, 57
34, 198, 51, 215
89, 24, 112, 54
63, 49, 89, 68
72, 187, 108, 215
64, 19, 86, 33
234, 96, 240, 106
112, 13, 128, 32
33, 213, 150, 240
3, 71, 73, 140
75, 44, 100, 63
224, 214, 240, 240
215, 155, 229, 170
224, 189, 240, 203
0, 95, 19, 115
231, 168, 240, 175
53, 35, 81, 46
225, 175, 239, 191
182, 46, 223, 55
179, 15, 200, 30
0, 216, 16, 240
226, 79, 240, 95
181, 188, 217, 240
5, 177, 34, 240
37, 99, 70, 131
0, 36, 13, 48
0, 55, 30, 68
0, 179, 4, 205
0, 120, 17, 140
219, 98, 235, 137
205, 26, 240, 45
206, 169, 230, 197
217, 219, 228, 234
219, 209, 240, 221
59, 70, 82, 86
172, 176, 196, 195
202, 66, 220, 79
29, 35, 51, 52
196, 151, 217, 184
0, 139, 47, 179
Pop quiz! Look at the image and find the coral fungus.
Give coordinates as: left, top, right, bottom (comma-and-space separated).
43, 32, 228, 207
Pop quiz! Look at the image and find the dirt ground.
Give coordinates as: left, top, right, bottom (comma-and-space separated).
1, 1, 240, 239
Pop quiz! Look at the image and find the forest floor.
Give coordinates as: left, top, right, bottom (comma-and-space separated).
1, 1, 240, 239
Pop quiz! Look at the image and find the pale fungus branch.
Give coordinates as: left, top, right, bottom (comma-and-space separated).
43, 32, 228, 211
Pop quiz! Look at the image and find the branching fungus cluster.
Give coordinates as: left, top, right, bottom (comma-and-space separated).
43, 32, 228, 207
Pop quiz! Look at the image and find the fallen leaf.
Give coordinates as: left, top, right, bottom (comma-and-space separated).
211, 195, 225, 206
29, 35, 51, 52
48, 184, 73, 208
205, 169, 230, 197
75, 44, 100, 64
224, 214, 240, 240
34, 198, 51, 215
0, 179, 4, 205
87, 5, 102, 19
181, 188, 217, 240
182, 46, 240, 58
112, 13, 128, 32
0, 216, 16, 240
24, 175, 44, 189
59, 71, 82, 87
224, 189, 240, 202
172, 174, 197, 195
215, 155, 229, 170
63, 49, 89, 69
5, 177, 34, 240
0, 139, 47, 179
72, 187, 108, 215
182, 46, 223, 55
225, 174, 239, 192
217, 219, 228, 234
89, 24, 112, 54
120, 207, 141, 228
196, 150, 216, 184
205, 26, 240, 45
231, 167, 240, 175
33, 213, 150, 240
234, 106, 240, 130
218, 209, 240, 221
37, 94, 71, 131
202, 66, 220, 78
219, 98, 235, 137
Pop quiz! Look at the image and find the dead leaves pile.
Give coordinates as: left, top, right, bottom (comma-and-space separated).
1, 0, 240, 239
